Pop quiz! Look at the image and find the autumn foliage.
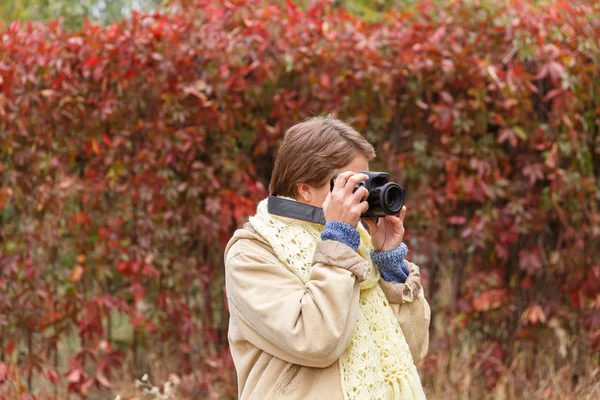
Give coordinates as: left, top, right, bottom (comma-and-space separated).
0, 0, 599, 398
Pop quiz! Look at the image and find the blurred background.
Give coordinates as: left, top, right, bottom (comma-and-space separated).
0, 0, 598, 398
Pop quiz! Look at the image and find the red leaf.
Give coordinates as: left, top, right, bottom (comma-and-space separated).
46, 369, 61, 384
534, 64, 548, 80
72, 211, 90, 226
93, 66, 104, 82
519, 248, 543, 275
92, 138, 100, 154
521, 304, 547, 325
5, 341, 16, 356
523, 163, 544, 185
521, 276, 533, 289
495, 243, 510, 261
320, 73, 331, 88
416, 100, 429, 110
473, 289, 510, 311
440, 91, 454, 104
547, 61, 565, 85
66, 368, 82, 383
449, 216, 467, 225
102, 134, 112, 146
0, 362, 7, 383
542, 87, 564, 102
498, 128, 518, 147
70, 265, 85, 282
81, 376, 95, 395
83, 56, 101, 68
96, 370, 111, 388
117, 261, 129, 275
168, 373, 181, 385
130, 282, 145, 303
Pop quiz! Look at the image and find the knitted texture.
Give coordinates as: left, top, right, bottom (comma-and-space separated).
321, 221, 361, 251
371, 243, 410, 283
249, 198, 426, 400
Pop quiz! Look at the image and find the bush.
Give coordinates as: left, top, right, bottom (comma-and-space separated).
0, 0, 598, 397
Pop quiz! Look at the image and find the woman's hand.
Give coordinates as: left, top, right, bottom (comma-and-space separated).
323, 171, 370, 227
364, 206, 407, 252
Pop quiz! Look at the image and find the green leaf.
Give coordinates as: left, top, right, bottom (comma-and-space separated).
513, 126, 527, 140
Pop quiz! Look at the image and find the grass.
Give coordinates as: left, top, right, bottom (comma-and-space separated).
107, 334, 599, 399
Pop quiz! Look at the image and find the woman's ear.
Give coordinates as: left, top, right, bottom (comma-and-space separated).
296, 183, 312, 203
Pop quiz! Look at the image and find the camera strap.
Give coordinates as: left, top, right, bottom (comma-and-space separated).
267, 194, 327, 225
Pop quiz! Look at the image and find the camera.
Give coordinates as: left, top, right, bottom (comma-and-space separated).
329, 171, 405, 219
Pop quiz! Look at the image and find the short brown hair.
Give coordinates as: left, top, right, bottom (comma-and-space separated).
269, 116, 376, 198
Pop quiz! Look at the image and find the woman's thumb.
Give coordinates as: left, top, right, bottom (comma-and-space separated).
398, 206, 407, 224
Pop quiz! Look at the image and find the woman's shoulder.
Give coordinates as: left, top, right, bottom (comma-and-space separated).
224, 222, 274, 264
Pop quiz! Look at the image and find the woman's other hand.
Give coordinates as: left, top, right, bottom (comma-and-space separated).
323, 171, 369, 227
364, 206, 407, 252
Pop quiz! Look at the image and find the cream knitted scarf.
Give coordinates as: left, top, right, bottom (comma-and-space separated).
249, 198, 426, 400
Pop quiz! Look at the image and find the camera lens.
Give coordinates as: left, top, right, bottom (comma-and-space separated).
380, 183, 404, 214
385, 190, 394, 207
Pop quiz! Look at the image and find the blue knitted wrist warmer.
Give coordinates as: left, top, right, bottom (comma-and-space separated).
371, 242, 410, 283
320, 221, 360, 252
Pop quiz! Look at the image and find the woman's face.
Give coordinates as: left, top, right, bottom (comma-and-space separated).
297, 154, 370, 208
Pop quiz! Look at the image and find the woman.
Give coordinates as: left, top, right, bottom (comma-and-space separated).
224, 116, 430, 399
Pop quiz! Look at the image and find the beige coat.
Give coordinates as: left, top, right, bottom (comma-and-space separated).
224, 223, 431, 399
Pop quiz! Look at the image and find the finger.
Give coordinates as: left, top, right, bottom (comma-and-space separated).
398, 206, 407, 224
359, 200, 369, 214
362, 200, 369, 214
333, 171, 355, 192
385, 215, 401, 223
351, 200, 369, 216
344, 173, 369, 195
322, 191, 331, 208
384, 215, 403, 231
351, 186, 369, 203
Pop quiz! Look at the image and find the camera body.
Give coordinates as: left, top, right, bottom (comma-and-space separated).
330, 171, 405, 218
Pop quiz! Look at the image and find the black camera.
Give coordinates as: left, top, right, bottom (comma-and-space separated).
329, 172, 405, 219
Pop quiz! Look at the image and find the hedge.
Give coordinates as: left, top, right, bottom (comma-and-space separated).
0, 0, 598, 397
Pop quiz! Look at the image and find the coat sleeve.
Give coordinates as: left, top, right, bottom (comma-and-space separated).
378, 261, 431, 365
225, 239, 369, 368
